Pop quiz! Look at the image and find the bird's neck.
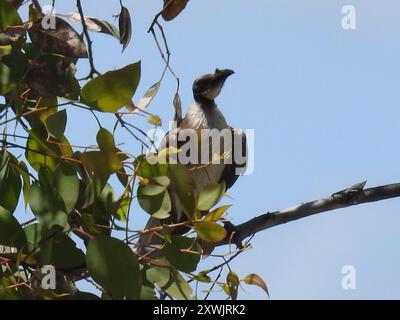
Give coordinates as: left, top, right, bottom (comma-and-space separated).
186, 101, 228, 130
193, 94, 216, 108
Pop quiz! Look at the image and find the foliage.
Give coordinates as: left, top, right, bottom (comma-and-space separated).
0, 0, 267, 300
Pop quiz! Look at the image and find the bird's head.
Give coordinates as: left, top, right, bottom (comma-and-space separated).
193, 68, 234, 104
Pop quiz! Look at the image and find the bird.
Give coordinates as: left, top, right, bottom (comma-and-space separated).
138, 68, 247, 257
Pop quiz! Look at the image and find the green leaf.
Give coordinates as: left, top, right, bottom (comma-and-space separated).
147, 114, 162, 126
86, 235, 141, 299
54, 163, 79, 213
80, 150, 122, 189
115, 192, 130, 222
135, 154, 168, 178
0, 49, 27, 94
0, 212, 26, 250
119, 5, 132, 52
139, 286, 158, 300
163, 236, 201, 273
151, 176, 170, 187
80, 61, 141, 112
243, 273, 269, 297
96, 128, 116, 152
141, 184, 166, 196
24, 224, 85, 269
193, 271, 211, 283
203, 205, 231, 222
226, 271, 239, 300
17, 160, 30, 208
0, 0, 23, 32
168, 163, 195, 219
45, 109, 67, 139
146, 267, 194, 300
25, 130, 59, 173
194, 222, 226, 243
0, 151, 21, 214
28, 181, 67, 229
137, 187, 171, 219
197, 182, 226, 211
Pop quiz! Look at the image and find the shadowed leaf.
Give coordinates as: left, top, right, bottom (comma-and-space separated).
45, 109, 67, 139
86, 235, 141, 299
119, 5, 132, 52
28, 17, 88, 58
162, 0, 189, 21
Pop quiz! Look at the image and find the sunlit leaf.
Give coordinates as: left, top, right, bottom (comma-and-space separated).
226, 271, 239, 300
135, 154, 168, 178
194, 222, 226, 243
193, 271, 211, 283
243, 273, 269, 297
197, 182, 226, 211
96, 128, 116, 152
25, 130, 59, 173
141, 184, 166, 196
115, 192, 130, 222
0, 0, 23, 32
203, 205, 231, 222
80, 61, 141, 112
147, 114, 162, 126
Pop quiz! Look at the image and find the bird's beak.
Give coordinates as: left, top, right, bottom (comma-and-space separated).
215, 68, 235, 79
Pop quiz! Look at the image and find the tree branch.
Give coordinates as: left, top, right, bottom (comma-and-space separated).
221, 181, 400, 246
76, 0, 100, 79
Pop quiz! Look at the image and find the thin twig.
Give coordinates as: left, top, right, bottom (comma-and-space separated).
76, 0, 100, 79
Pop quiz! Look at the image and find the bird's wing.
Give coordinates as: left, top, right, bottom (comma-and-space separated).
219, 128, 248, 190
159, 117, 193, 151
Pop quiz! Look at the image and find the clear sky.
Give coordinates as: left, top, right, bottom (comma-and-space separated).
12, 0, 400, 299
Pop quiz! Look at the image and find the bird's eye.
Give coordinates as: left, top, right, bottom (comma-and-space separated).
215, 68, 221, 74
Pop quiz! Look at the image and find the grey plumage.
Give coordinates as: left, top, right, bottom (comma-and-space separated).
138, 69, 247, 258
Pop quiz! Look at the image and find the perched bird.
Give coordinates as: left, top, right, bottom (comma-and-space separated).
138, 68, 247, 256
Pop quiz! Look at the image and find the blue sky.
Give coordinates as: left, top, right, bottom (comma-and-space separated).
11, 0, 400, 299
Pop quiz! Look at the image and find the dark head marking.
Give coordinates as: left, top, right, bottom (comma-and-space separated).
193, 68, 235, 105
